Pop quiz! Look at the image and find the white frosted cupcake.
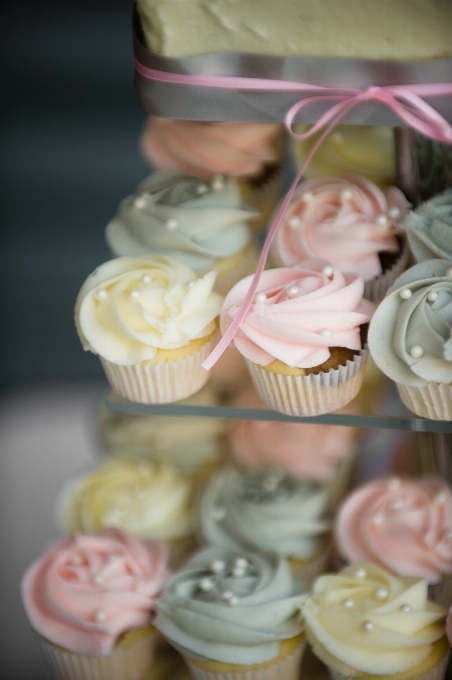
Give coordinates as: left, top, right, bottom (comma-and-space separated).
198, 466, 332, 583
303, 562, 449, 680
154, 546, 307, 680
75, 254, 223, 404
401, 189, 452, 263
368, 259, 452, 419
221, 259, 374, 416
21, 529, 169, 680
58, 459, 197, 569
105, 171, 258, 296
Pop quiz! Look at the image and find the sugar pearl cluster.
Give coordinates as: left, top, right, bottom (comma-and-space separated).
195, 556, 255, 607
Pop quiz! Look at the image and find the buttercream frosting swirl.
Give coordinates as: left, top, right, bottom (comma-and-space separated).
140, 117, 282, 179
59, 459, 194, 540
368, 259, 452, 386
154, 546, 305, 665
272, 176, 409, 281
21, 529, 169, 656
401, 190, 452, 263
229, 389, 356, 482
105, 171, 255, 272
199, 467, 331, 560
75, 254, 223, 365
302, 562, 446, 676
221, 259, 374, 369
336, 477, 452, 583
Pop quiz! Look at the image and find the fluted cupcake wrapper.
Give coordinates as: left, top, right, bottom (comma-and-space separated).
328, 649, 450, 680
396, 382, 452, 421
100, 337, 216, 404
40, 629, 157, 680
245, 348, 368, 417
363, 237, 410, 305
215, 244, 259, 297
184, 641, 305, 680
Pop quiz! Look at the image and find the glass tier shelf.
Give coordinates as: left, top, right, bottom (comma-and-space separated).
105, 383, 452, 434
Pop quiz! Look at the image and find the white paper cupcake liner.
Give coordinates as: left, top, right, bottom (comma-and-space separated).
396, 382, 452, 421
215, 244, 258, 297
364, 237, 410, 305
40, 629, 156, 680
245, 348, 368, 417
185, 641, 305, 680
328, 648, 450, 680
100, 336, 216, 404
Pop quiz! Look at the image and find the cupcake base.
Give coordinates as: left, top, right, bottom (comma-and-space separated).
101, 335, 217, 404
40, 626, 156, 680
396, 382, 452, 421
245, 348, 368, 417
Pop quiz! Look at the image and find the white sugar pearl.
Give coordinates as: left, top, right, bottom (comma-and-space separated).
234, 557, 248, 569
287, 285, 299, 297
391, 498, 404, 511
196, 184, 208, 194
187, 280, 196, 289
254, 292, 267, 304
228, 595, 239, 607
133, 196, 147, 209
95, 288, 108, 301
372, 513, 384, 526
302, 192, 314, 202
221, 591, 233, 601
94, 610, 106, 622
288, 216, 301, 228
320, 328, 332, 338
232, 566, 246, 578
375, 587, 388, 599
141, 274, 152, 285
387, 477, 401, 490
400, 288, 412, 300
93, 574, 104, 585
435, 491, 446, 504
322, 265, 334, 277
388, 206, 401, 219
331, 132, 343, 143
376, 214, 389, 226
212, 175, 225, 191
129, 289, 139, 299
212, 507, 226, 522
427, 291, 439, 302
401, 604, 412, 612
343, 599, 354, 608
410, 345, 424, 359
71, 554, 83, 565
356, 568, 367, 579
166, 218, 178, 230
211, 560, 226, 574
363, 621, 374, 632
341, 189, 353, 200
446, 267, 452, 278
199, 578, 214, 592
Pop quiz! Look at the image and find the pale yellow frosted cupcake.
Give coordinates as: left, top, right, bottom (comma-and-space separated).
75, 254, 223, 404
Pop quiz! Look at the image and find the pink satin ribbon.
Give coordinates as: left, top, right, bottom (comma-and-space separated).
134, 59, 452, 370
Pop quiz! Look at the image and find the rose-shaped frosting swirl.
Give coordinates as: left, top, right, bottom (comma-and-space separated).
199, 467, 331, 559
21, 529, 169, 656
105, 171, 255, 271
368, 259, 452, 386
75, 254, 223, 365
302, 563, 446, 676
140, 117, 282, 179
154, 546, 305, 664
336, 477, 452, 583
272, 176, 409, 281
59, 459, 194, 540
229, 389, 356, 482
221, 259, 374, 369
401, 190, 452, 263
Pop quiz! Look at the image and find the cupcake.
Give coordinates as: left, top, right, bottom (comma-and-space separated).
98, 384, 227, 474
368, 259, 452, 420
21, 529, 169, 680
302, 562, 449, 680
401, 189, 452, 263
221, 258, 375, 416
140, 117, 284, 231
154, 546, 306, 680
105, 171, 258, 296
198, 466, 332, 583
271, 176, 410, 304
229, 387, 357, 492
335, 476, 452, 607
58, 459, 196, 569
75, 254, 223, 404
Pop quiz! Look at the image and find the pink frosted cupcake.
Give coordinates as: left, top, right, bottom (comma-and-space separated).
21, 529, 169, 680
271, 176, 410, 303
335, 477, 452, 607
221, 259, 374, 416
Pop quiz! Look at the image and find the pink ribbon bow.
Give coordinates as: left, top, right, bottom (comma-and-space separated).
134, 60, 452, 369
